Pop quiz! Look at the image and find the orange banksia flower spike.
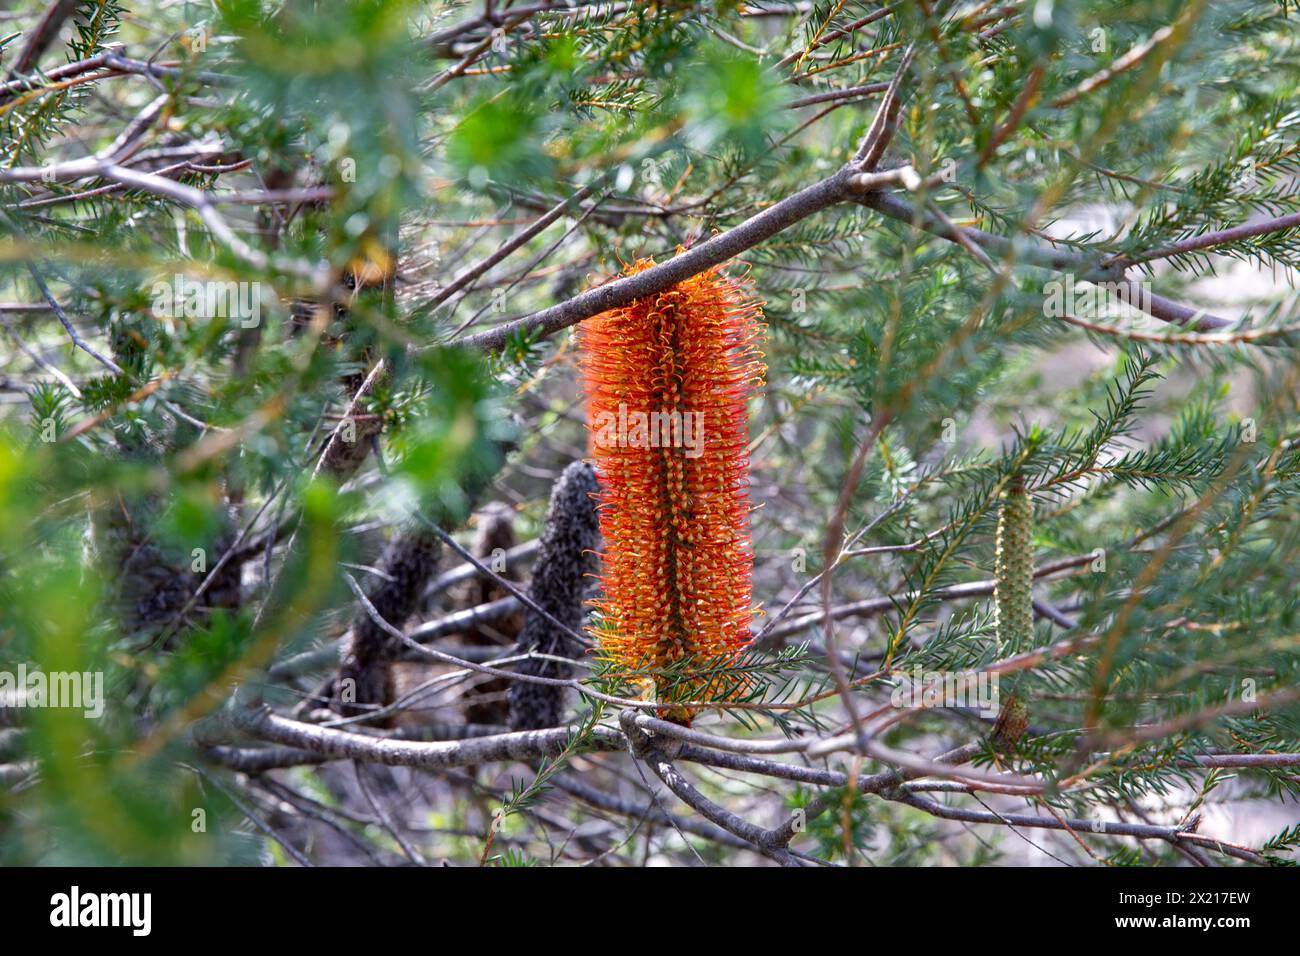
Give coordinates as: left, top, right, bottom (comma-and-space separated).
579, 254, 765, 712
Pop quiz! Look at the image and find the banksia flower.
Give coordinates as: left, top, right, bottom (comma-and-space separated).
579, 256, 765, 709
508, 461, 601, 730
993, 472, 1034, 746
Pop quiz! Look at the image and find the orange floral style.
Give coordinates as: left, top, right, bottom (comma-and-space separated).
579, 255, 765, 707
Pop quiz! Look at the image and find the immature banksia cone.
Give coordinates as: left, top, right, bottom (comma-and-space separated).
579, 257, 765, 708
993, 472, 1034, 746
994, 473, 1034, 650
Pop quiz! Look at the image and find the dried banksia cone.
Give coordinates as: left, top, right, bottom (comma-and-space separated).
318, 415, 384, 481
508, 461, 601, 730
459, 503, 524, 726
388, 503, 523, 728
578, 257, 765, 709
334, 446, 509, 725
994, 473, 1034, 653
91, 423, 241, 644
992, 690, 1029, 747
336, 526, 441, 723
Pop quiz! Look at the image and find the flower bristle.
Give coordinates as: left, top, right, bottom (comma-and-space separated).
579, 255, 765, 704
